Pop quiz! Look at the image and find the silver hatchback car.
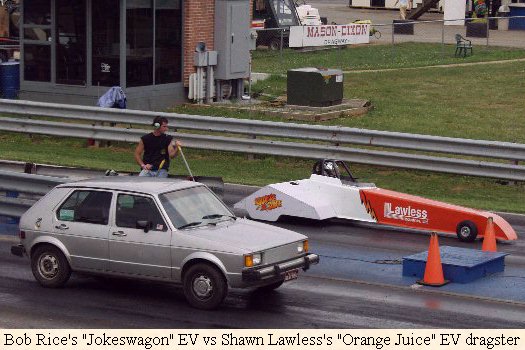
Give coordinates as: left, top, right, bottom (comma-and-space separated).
11, 177, 319, 309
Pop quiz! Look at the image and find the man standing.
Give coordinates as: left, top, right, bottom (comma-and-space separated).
135, 116, 181, 177
394, 0, 412, 20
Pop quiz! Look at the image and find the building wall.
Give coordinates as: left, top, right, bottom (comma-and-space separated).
183, 0, 215, 87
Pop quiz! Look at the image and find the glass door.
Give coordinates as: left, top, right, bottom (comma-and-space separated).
55, 0, 86, 85
92, 0, 120, 87
23, 0, 52, 82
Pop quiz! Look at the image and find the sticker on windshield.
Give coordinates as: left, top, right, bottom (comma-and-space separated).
156, 224, 164, 231
254, 193, 282, 211
59, 209, 74, 221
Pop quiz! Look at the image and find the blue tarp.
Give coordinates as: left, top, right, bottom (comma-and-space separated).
97, 86, 127, 109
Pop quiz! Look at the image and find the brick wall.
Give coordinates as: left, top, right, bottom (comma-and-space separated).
183, 0, 215, 87
0, 7, 9, 37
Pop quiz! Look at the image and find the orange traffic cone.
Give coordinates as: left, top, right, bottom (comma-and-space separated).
417, 233, 449, 287
482, 217, 497, 252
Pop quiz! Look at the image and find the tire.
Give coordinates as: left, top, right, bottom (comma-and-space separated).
183, 263, 227, 310
268, 37, 281, 51
456, 220, 478, 242
31, 245, 71, 288
257, 279, 284, 292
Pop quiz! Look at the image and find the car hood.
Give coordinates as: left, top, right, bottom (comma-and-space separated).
181, 218, 307, 253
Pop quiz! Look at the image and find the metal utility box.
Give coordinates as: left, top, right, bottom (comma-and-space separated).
214, 0, 251, 80
287, 68, 344, 107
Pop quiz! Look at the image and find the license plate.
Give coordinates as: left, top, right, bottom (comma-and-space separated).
284, 269, 299, 281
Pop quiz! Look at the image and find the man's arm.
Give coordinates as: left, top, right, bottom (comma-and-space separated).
135, 140, 151, 170
168, 140, 182, 158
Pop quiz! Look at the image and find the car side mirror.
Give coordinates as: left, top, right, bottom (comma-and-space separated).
136, 220, 152, 233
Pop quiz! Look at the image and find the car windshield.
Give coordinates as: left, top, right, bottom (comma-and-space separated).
270, 0, 299, 26
159, 186, 234, 230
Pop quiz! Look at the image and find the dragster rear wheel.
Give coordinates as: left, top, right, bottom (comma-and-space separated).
456, 220, 478, 242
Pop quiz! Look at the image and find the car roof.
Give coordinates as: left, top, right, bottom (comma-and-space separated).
57, 176, 201, 195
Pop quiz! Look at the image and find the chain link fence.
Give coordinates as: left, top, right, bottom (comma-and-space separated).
252, 16, 525, 70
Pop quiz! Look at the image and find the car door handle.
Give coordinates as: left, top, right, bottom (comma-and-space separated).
55, 224, 69, 230
112, 231, 127, 237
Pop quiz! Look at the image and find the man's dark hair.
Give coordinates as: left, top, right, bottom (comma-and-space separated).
152, 116, 168, 127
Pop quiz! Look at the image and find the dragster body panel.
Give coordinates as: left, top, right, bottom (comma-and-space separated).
234, 175, 517, 241
234, 174, 375, 222
360, 188, 517, 241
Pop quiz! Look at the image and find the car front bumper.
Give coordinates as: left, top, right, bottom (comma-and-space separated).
11, 244, 25, 257
242, 253, 319, 282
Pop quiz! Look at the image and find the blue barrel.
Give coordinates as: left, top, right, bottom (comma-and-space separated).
0, 62, 20, 99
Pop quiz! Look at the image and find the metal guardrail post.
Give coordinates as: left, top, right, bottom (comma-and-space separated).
280, 29, 284, 65
391, 23, 395, 65
486, 17, 489, 47
441, 20, 445, 58
247, 134, 256, 160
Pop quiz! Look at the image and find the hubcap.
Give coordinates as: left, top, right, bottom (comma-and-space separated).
460, 226, 471, 238
192, 275, 213, 299
38, 254, 59, 279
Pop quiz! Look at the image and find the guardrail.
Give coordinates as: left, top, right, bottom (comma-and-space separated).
0, 99, 524, 181
0, 163, 260, 219
0, 170, 67, 218
1, 99, 524, 161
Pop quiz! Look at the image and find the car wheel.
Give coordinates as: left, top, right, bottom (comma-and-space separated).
257, 279, 284, 292
31, 245, 71, 288
183, 263, 227, 310
456, 220, 478, 242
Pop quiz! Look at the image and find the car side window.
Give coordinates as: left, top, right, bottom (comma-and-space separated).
57, 190, 112, 225
116, 194, 167, 231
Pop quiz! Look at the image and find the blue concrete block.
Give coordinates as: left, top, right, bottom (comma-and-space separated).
403, 246, 508, 283
0, 223, 19, 236
6, 217, 19, 224
0, 215, 19, 225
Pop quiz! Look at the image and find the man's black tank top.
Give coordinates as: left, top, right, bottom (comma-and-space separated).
141, 133, 173, 170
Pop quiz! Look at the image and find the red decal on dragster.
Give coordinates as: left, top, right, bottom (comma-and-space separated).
359, 190, 377, 220
254, 193, 282, 211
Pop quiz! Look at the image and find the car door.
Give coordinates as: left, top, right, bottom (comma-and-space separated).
53, 189, 112, 271
108, 193, 172, 279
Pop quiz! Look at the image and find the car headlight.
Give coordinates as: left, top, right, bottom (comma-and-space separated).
298, 240, 308, 253
244, 253, 262, 267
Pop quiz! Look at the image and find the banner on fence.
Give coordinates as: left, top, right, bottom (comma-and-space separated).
289, 24, 370, 47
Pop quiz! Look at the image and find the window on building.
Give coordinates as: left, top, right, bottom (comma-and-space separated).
155, 0, 181, 84
56, 0, 87, 85
23, 0, 52, 82
126, 0, 153, 87
24, 44, 51, 82
92, 0, 120, 87
24, 0, 51, 25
